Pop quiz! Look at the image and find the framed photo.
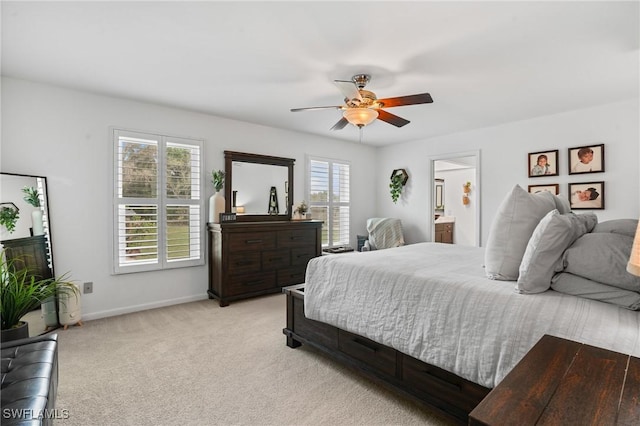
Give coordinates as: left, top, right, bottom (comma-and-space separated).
528, 184, 559, 195
568, 181, 604, 210
568, 144, 604, 175
528, 150, 559, 178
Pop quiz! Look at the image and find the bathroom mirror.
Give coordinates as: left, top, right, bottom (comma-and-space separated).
224, 151, 294, 221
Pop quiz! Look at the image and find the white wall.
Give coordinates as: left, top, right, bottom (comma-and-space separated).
1, 77, 377, 320
377, 99, 640, 245
3, 77, 638, 320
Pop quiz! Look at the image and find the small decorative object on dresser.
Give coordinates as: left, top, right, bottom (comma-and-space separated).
293, 200, 308, 220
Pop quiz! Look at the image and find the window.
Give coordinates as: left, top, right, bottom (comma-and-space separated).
113, 129, 204, 274
307, 157, 350, 248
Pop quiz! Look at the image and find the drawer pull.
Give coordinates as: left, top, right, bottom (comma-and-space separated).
245, 239, 263, 244
296, 253, 311, 258
351, 338, 378, 353
419, 369, 461, 392
244, 280, 264, 287
290, 236, 305, 241
235, 260, 254, 266
269, 257, 283, 262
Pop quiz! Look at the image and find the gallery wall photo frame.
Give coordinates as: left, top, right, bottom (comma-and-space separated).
568, 143, 604, 175
528, 150, 559, 178
528, 184, 559, 195
568, 181, 605, 210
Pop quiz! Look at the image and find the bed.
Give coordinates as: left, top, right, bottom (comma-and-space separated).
283, 185, 640, 423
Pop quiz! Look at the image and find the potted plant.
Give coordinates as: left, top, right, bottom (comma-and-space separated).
209, 169, 226, 223
22, 186, 41, 207
22, 186, 45, 236
389, 169, 409, 204
294, 200, 309, 219
0, 252, 79, 341
0, 203, 20, 234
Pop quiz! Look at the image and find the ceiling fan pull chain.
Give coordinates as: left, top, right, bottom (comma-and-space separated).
359, 126, 363, 143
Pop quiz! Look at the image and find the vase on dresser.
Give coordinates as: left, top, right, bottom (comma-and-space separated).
209, 191, 226, 223
31, 209, 44, 236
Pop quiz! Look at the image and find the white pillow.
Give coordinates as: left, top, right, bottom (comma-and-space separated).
485, 185, 556, 281
517, 211, 597, 293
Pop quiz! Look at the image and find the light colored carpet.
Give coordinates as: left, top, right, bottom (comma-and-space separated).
53, 294, 455, 426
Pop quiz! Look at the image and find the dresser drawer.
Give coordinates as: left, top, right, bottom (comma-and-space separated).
228, 232, 276, 251
277, 266, 306, 286
262, 249, 290, 270
226, 252, 261, 275
226, 271, 276, 296
338, 329, 397, 377
290, 247, 316, 266
402, 354, 487, 412
278, 229, 316, 248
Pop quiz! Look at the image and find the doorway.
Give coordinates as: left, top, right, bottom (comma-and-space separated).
429, 151, 480, 246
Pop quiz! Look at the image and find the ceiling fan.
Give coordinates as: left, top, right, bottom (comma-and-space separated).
290, 74, 433, 130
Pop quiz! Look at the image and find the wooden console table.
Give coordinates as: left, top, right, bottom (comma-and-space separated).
469, 334, 640, 425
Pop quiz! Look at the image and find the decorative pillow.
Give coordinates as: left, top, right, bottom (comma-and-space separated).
562, 232, 640, 292
517, 211, 597, 293
551, 272, 640, 310
552, 194, 572, 214
593, 219, 638, 238
485, 185, 556, 280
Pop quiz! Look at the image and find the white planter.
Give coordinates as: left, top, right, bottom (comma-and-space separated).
31, 209, 44, 236
209, 191, 226, 223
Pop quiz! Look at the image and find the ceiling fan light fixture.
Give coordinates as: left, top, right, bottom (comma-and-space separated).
343, 108, 378, 127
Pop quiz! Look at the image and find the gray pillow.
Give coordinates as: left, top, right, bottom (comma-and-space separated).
551, 272, 640, 310
552, 194, 572, 214
593, 219, 638, 238
517, 211, 597, 293
485, 185, 556, 280
562, 232, 640, 292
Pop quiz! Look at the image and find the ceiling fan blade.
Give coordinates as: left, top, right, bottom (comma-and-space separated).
377, 109, 410, 127
377, 93, 433, 108
330, 117, 349, 130
334, 80, 362, 103
290, 105, 343, 112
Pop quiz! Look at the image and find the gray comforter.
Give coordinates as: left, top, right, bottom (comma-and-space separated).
304, 242, 640, 388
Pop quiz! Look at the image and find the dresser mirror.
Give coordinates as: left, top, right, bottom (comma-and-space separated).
224, 151, 294, 221
1, 172, 55, 336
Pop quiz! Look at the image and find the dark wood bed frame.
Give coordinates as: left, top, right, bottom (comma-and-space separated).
282, 284, 491, 425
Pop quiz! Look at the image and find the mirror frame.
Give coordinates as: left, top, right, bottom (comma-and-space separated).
224, 151, 294, 222
0, 172, 55, 276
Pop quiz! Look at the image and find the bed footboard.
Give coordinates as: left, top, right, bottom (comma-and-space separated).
282, 284, 490, 425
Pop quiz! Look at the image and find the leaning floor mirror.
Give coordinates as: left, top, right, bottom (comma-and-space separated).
1, 172, 56, 337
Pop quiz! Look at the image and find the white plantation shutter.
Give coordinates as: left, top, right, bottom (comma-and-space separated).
113, 129, 204, 273
308, 157, 350, 247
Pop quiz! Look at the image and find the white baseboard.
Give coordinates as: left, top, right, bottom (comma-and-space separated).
81, 294, 210, 321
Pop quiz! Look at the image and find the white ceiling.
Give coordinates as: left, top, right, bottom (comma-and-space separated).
2, 1, 638, 147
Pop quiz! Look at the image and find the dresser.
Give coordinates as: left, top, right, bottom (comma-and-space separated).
434, 222, 454, 244
1, 234, 53, 280
207, 220, 322, 306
